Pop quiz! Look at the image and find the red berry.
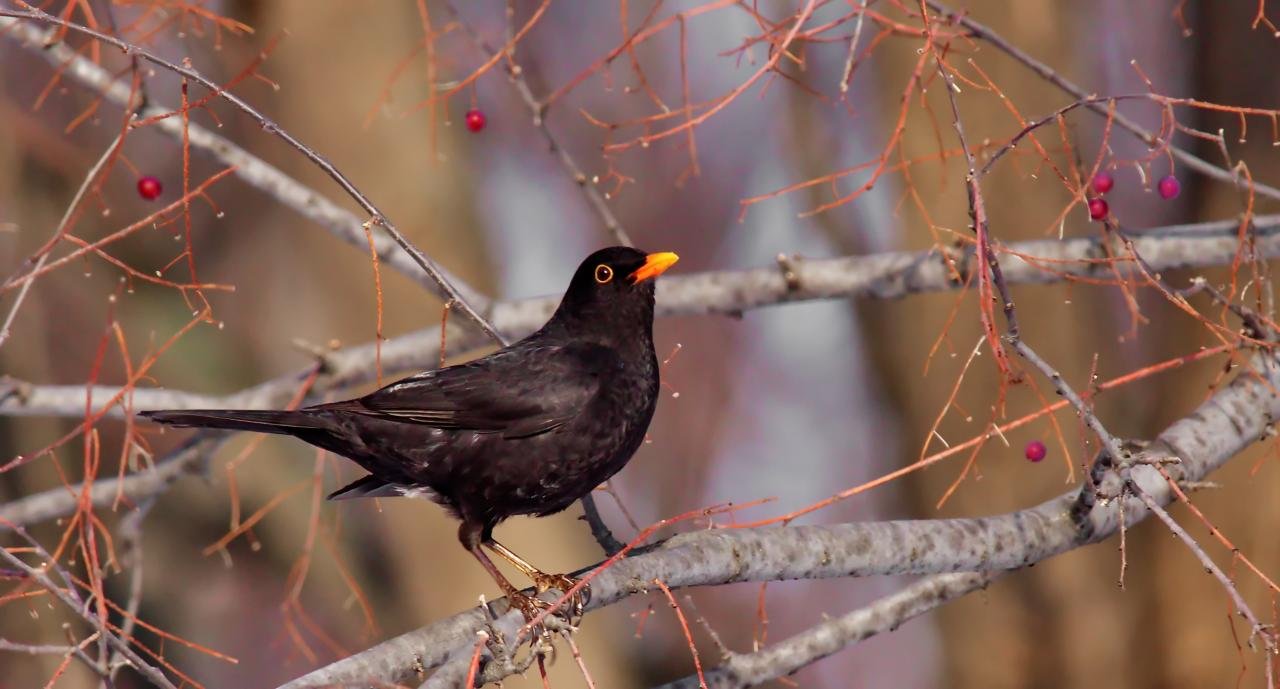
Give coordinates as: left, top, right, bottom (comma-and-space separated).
1087, 197, 1109, 221
464, 109, 486, 132
1091, 171, 1114, 194
1157, 175, 1180, 200
137, 176, 162, 201
1024, 440, 1047, 463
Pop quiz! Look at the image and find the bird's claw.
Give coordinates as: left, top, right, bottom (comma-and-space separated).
532, 572, 589, 619
506, 591, 550, 625
506, 575, 587, 626
504, 592, 561, 655
504, 575, 587, 657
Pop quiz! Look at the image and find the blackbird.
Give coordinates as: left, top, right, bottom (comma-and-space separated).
140, 246, 677, 622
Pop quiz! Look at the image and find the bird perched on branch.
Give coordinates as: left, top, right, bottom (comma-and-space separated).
140, 247, 678, 623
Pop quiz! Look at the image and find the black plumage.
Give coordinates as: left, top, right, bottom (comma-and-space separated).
140, 246, 678, 621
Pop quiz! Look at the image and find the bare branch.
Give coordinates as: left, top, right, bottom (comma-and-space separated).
655, 572, 993, 688
4, 214, 1276, 425
0, 434, 223, 528
0, 640, 87, 655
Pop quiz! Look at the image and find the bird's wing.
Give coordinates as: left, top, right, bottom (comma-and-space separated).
315, 343, 619, 439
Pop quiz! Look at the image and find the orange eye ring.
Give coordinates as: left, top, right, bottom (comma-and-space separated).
594, 264, 614, 284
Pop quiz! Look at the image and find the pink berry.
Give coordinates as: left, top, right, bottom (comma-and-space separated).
1024, 440, 1047, 463
1087, 197, 1109, 221
1091, 171, 1114, 194
1157, 175, 1180, 200
464, 109, 487, 133
137, 176, 162, 201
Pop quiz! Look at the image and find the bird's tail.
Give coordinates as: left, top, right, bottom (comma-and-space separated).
138, 409, 322, 435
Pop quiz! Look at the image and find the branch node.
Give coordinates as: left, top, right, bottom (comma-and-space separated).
775, 253, 801, 292
289, 338, 341, 373
0, 376, 32, 405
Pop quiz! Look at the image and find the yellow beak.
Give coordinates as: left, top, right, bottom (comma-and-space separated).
628, 252, 679, 283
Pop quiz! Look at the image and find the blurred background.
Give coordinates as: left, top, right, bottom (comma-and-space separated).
3, 1, 1280, 687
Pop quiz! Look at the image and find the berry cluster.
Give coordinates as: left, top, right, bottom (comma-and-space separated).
1087, 169, 1181, 222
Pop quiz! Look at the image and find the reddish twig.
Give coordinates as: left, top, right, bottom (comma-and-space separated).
654, 578, 708, 689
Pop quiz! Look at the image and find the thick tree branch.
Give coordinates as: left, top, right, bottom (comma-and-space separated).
4, 214, 1276, 424
275, 346, 1280, 688
0, 433, 223, 528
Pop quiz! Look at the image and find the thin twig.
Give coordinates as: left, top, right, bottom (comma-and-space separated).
108, 497, 155, 681
0, 640, 83, 655
654, 578, 708, 689
838, 0, 871, 92
1132, 484, 1277, 657
580, 492, 626, 556
0, 129, 126, 349
561, 631, 598, 689
97, 0, 151, 110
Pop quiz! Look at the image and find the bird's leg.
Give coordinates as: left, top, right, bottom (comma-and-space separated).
486, 539, 588, 618
459, 522, 551, 628
467, 543, 548, 623
485, 539, 542, 579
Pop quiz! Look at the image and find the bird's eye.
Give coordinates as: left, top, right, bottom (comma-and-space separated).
594, 264, 614, 284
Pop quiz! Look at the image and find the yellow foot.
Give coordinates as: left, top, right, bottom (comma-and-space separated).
531, 572, 589, 619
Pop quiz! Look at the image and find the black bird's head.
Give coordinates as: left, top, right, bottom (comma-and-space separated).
548, 246, 679, 342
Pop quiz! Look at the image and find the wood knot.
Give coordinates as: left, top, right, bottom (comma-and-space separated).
775, 253, 801, 292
